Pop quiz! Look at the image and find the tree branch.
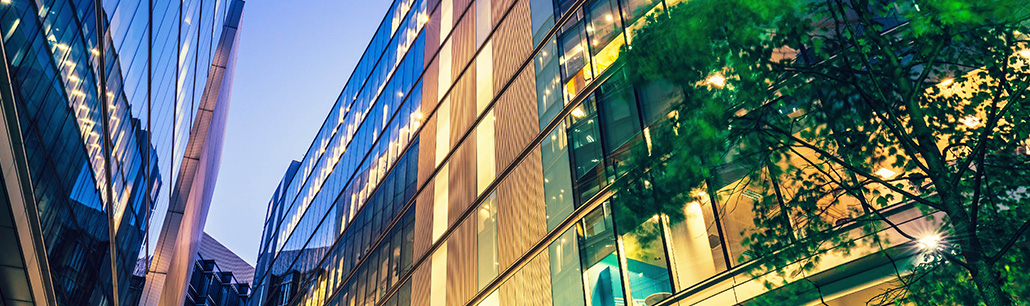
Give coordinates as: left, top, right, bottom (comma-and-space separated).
757, 124, 943, 210
988, 218, 1030, 264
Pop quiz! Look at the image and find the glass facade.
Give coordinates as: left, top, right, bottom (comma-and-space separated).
0, 0, 243, 304
249, 0, 932, 306
185, 258, 251, 306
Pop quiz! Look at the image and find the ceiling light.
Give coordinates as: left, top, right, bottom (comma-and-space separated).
571, 107, 586, 118
940, 78, 953, 86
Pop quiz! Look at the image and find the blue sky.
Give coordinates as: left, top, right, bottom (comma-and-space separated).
202, 0, 393, 264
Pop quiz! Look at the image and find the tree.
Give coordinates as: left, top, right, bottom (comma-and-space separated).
612, 0, 1030, 304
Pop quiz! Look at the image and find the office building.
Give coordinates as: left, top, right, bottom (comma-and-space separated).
249, 0, 933, 305
0, 0, 245, 305
129, 233, 254, 306
183, 232, 254, 306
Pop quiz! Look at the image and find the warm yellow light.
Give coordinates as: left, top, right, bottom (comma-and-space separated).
605, 14, 613, 22
91, 48, 99, 55
1020, 50, 1030, 59
707, 74, 726, 87
874, 167, 896, 179
917, 235, 941, 250
570, 107, 586, 118
940, 78, 953, 86
571, 44, 583, 54
1, 0, 10, 5
959, 115, 980, 128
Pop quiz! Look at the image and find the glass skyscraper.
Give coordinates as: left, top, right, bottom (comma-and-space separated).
0, 0, 245, 305
249, 0, 930, 306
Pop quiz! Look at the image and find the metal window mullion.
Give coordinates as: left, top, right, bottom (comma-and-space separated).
91, 1, 122, 305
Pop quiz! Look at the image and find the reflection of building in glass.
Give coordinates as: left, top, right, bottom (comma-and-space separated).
184, 233, 255, 306
0, 0, 245, 305
248, 0, 931, 306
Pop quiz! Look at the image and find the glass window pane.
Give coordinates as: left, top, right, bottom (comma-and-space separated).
612, 196, 673, 302
566, 96, 607, 202
542, 122, 576, 231
559, 22, 593, 101
587, 0, 622, 50
550, 228, 587, 306
475, 0, 492, 47
430, 243, 448, 306
530, 0, 556, 45
536, 38, 563, 128
476, 109, 496, 195
637, 79, 683, 125
433, 164, 450, 242
663, 183, 728, 290
476, 192, 499, 289
597, 71, 641, 154
620, 0, 660, 23
577, 202, 628, 306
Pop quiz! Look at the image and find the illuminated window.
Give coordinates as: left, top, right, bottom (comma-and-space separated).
476, 192, 498, 289
476, 41, 493, 115
475, 0, 491, 47
430, 245, 448, 306
432, 164, 449, 242
559, 22, 593, 101
476, 109, 496, 195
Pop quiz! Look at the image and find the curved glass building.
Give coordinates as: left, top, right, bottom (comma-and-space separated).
0, 0, 245, 305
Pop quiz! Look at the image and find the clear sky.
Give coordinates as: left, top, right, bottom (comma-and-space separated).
201, 0, 393, 264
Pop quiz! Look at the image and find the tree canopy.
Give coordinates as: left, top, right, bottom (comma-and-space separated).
613, 0, 1030, 304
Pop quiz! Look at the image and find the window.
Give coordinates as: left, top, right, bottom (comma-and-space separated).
535, 38, 563, 128
542, 122, 576, 231
476, 41, 494, 115
430, 245, 448, 306
567, 97, 607, 202
432, 164, 450, 242
659, 183, 728, 289
475, 0, 491, 47
577, 202, 628, 306
530, 0, 556, 45
549, 228, 587, 306
559, 22, 593, 101
476, 109, 496, 195
477, 192, 499, 289
435, 98, 451, 166
637, 79, 683, 125
596, 71, 641, 155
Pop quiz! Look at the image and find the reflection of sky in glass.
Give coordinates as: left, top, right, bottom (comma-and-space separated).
200, 0, 393, 264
